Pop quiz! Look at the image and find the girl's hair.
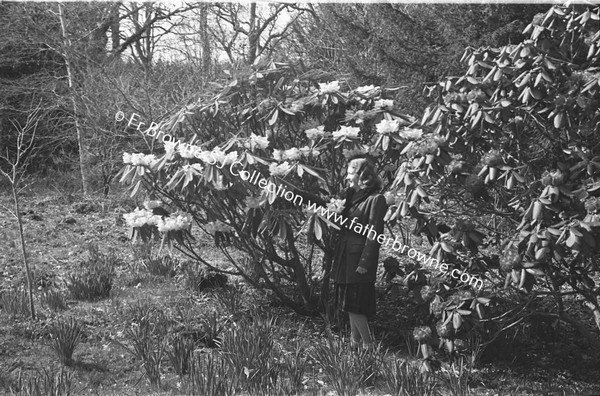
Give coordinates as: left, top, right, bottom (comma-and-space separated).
348, 157, 382, 191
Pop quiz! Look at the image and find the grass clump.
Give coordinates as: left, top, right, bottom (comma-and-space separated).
311, 335, 382, 396
221, 316, 279, 393
142, 255, 178, 277
185, 263, 227, 293
40, 288, 68, 312
186, 351, 239, 396
115, 301, 169, 387
66, 244, 118, 301
11, 368, 74, 396
48, 317, 84, 366
0, 288, 30, 318
380, 356, 440, 396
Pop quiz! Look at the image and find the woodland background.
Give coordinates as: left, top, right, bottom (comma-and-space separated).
1, 2, 600, 396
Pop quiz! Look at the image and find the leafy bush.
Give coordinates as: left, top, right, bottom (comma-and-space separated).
118, 3, 600, 357
48, 317, 84, 366
40, 289, 68, 312
0, 288, 30, 318
66, 244, 118, 301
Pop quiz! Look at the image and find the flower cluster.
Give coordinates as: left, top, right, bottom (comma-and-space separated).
244, 133, 270, 151
405, 140, 440, 158
332, 126, 360, 140
326, 198, 346, 214
399, 128, 423, 140
123, 153, 158, 167
274, 147, 320, 161
376, 119, 400, 134
123, 208, 161, 228
319, 81, 340, 94
205, 220, 235, 235
584, 196, 600, 214
355, 85, 380, 95
178, 143, 203, 159
374, 99, 394, 110
299, 146, 320, 158
269, 161, 292, 176
305, 126, 327, 140
196, 148, 238, 166
156, 212, 193, 232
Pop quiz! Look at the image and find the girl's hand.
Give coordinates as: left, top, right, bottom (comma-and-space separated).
356, 266, 368, 274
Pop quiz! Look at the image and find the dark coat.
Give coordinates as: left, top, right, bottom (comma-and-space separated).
295, 187, 388, 284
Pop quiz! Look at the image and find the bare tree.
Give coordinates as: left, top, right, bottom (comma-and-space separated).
58, 2, 91, 195
0, 106, 42, 321
210, 2, 309, 65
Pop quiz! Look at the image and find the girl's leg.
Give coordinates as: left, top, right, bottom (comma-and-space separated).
348, 312, 361, 345
348, 312, 372, 347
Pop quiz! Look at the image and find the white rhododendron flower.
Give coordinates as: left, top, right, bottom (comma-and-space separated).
399, 128, 423, 140
195, 150, 214, 164
299, 146, 320, 158
181, 163, 204, 175
283, 147, 302, 161
178, 143, 202, 159
164, 141, 178, 155
244, 133, 270, 150
376, 119, 400, 134
205, 221, 235, 235
273, 149, 284, 161
374, 99, 394, 110
212, 148, 238, 166
122, 152, 158, 167
196, 148, 237, 166
319, 81, 340, 94
327, 198, 346, 214
355, 85, 376, 94
156, 212, 193, 233
123, 208, 161, 228
332, 126, 360, 140
269, 161, 292, 176
305, 126, 326, 140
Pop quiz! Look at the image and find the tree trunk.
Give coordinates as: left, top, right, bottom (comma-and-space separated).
247, 2, 258, 65
58, 3, 91, 195
12, 182, 35, 320
110, 4, 121, 55
199, 3, 211, 77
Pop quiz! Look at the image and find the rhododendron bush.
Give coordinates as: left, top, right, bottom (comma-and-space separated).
118, 63, 415, 314
118, 4, 600, 350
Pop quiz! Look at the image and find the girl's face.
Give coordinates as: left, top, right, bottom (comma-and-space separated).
346, 162, 360, 189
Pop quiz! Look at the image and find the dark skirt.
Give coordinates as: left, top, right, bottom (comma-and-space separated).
335, 283, 376, 318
